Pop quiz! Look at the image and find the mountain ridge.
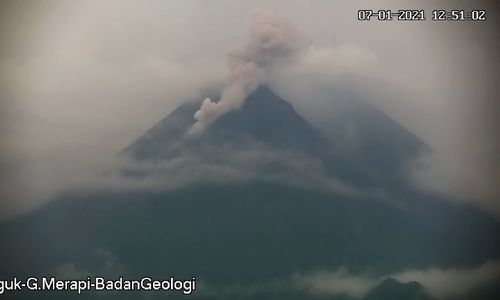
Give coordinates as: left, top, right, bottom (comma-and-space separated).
1, 86, 500, 300
124, 86, 331, 161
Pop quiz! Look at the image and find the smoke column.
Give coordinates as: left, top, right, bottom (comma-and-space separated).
189, 16, 302, 134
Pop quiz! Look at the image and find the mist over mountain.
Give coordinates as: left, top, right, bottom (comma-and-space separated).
1, 2, 499, 299
123, 86, 426, 190
1, 86, 499, 300
124, 86, 329, 159
364, 278, 436, 300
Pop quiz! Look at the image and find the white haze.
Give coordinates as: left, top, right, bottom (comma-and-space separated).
293, 260, 500, 299
197, 260, 500, 299
0, 0, 499, 219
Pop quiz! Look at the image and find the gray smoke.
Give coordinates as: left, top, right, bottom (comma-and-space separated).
189, 15, 303, 134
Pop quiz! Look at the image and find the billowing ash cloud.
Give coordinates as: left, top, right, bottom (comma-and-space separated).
189, 15, 303, 134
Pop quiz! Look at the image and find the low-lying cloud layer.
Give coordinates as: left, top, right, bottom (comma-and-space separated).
85, 144, 362, 200
198, 260, 500, 299
299, 260, 500, 299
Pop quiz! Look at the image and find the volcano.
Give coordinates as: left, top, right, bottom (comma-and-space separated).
1, 86, 499, 300
124, 86, 331, 161
123, 86, 425, 188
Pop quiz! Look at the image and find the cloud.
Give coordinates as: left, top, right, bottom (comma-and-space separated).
293, 268, 378, 298
0, 0, 499, 218
196, 260, 500, 299
190, 15, 303, 134
83, 144, 362, 200
409, 148, 500, 215
265, 12, 500, 216
291, 260, 500, 299
393, 260, 500, 299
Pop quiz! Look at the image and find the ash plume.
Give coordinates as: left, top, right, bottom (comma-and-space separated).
189, 16, 303, 134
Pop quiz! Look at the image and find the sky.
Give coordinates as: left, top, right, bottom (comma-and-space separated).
0, 0, 499, 220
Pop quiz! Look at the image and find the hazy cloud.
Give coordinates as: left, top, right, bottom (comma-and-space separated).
293, 268, 378, 298
86, 144, 362, 199
197, 260, 500, 299
393, 260, 500, 299
0, 0, 498, 218
294, 260, 500, 299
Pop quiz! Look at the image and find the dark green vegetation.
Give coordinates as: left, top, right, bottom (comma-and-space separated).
1, 183, 499, 299
1, 87, 499, 299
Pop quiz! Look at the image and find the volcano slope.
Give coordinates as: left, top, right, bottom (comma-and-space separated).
1, 86, 499, 300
